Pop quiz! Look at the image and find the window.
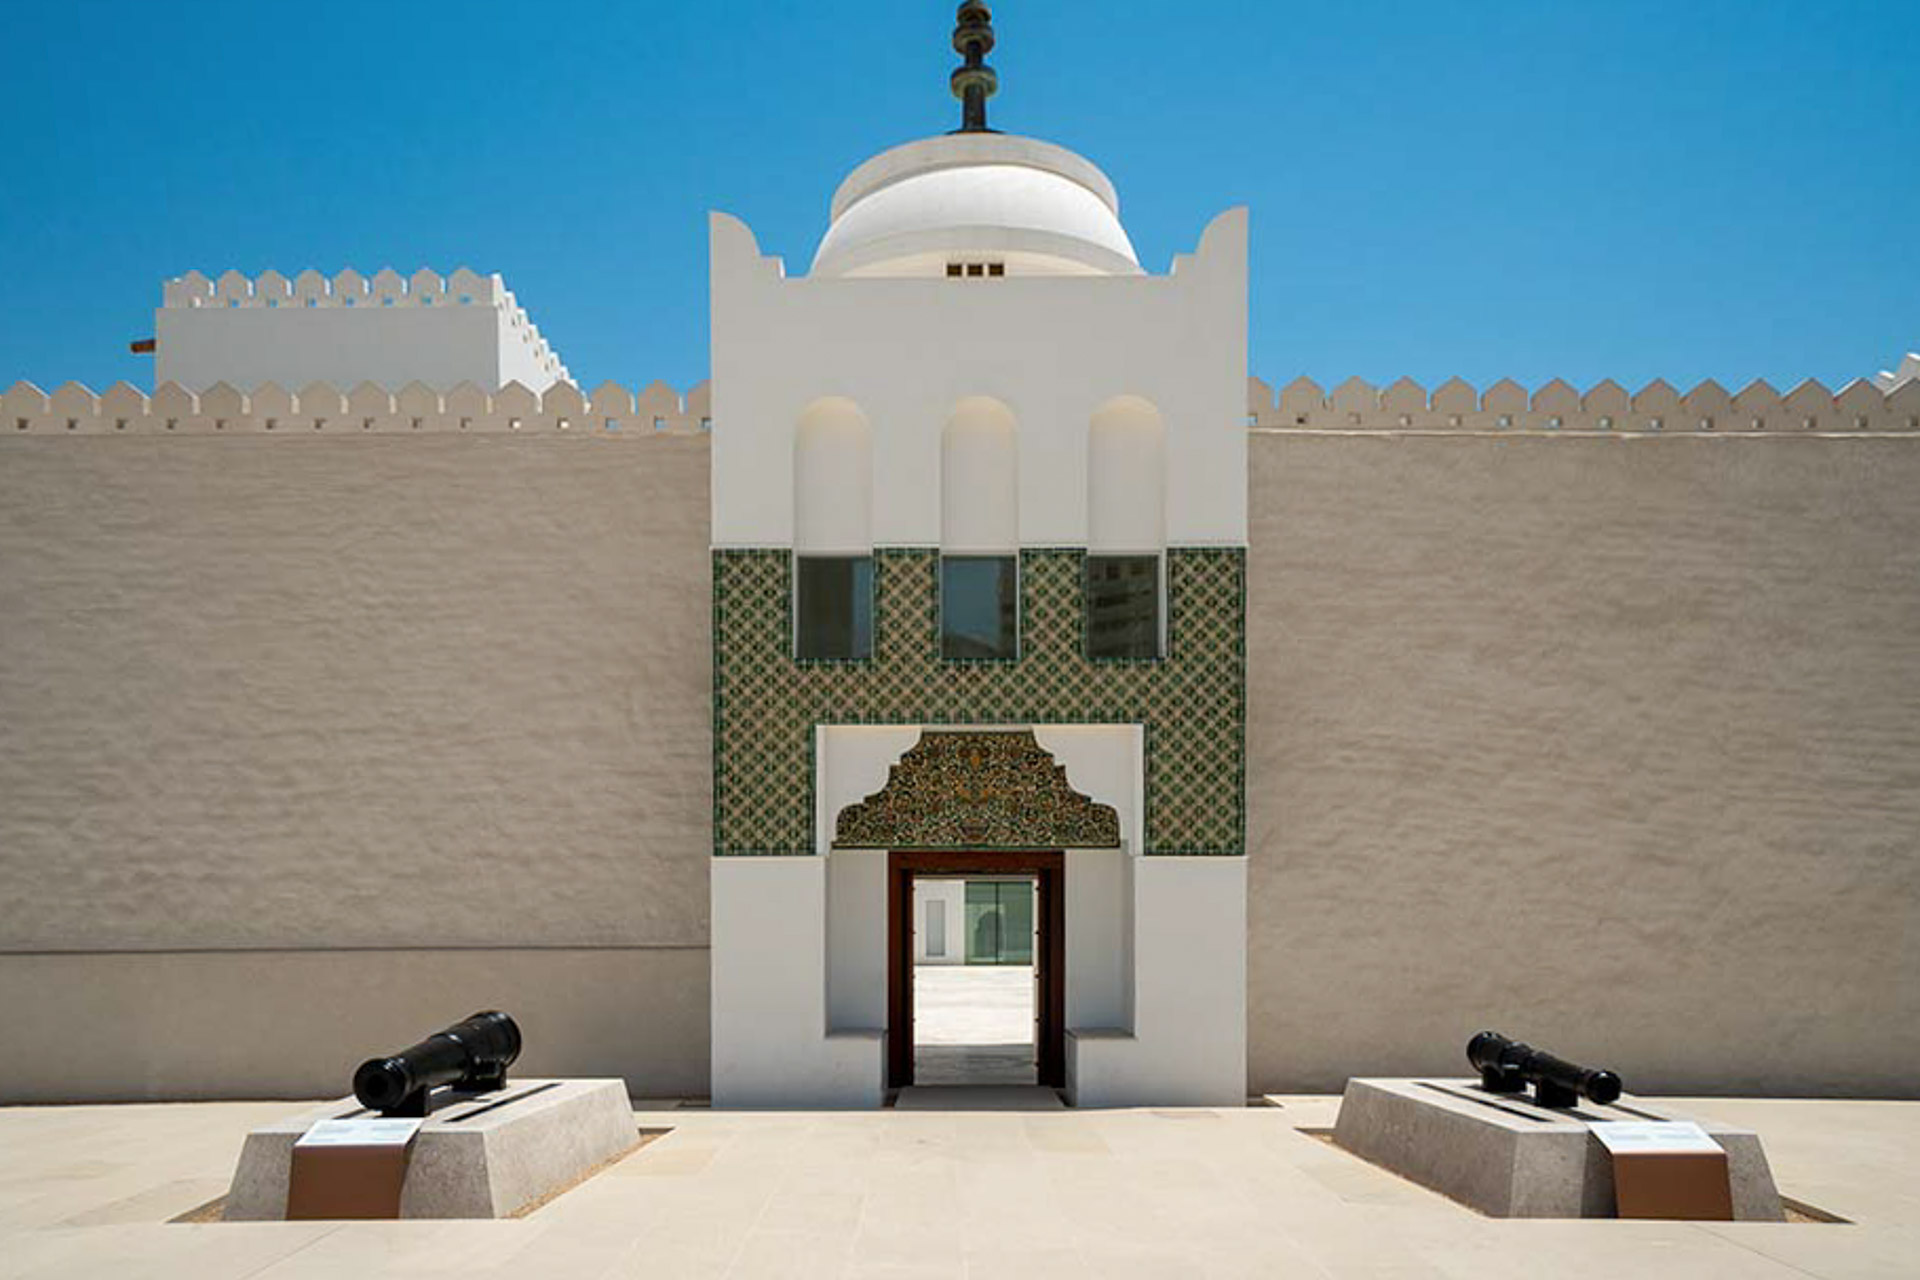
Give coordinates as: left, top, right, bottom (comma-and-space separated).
965, 880, 1033, 964
924, 899, 946, 958
1086, 555, 1160, 659
941, 556, 1017, 660
795, 556, 873, 661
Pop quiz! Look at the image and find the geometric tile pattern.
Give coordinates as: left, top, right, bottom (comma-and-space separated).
712, 547, 1245, 856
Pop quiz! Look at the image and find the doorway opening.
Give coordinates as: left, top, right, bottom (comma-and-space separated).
887, 851, 1065, 1090
912, 875, 1034, 1084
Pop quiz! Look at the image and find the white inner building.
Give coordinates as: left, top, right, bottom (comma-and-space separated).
707, 9, 1250, 1106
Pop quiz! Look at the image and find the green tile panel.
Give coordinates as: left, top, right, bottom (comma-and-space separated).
712, 547, 1245, 856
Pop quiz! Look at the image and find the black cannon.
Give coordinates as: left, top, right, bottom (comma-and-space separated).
1467, 1030, 1623, 1108
352, 1011, 523, 1117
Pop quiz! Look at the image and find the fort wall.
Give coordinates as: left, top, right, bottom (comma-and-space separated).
0, 422, 713, 1098
1, 382, 1916, 1098
1245, 428, 1920, 1097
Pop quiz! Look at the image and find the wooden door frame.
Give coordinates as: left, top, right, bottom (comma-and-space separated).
886, 850, 1067, 1089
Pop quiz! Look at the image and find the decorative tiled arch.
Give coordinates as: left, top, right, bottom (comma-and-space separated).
833, 729, 1122, 850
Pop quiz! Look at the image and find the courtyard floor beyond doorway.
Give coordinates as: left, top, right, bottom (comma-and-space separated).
912, 964, 1036, 1088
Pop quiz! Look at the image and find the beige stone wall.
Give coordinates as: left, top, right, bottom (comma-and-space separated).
0, 949, 708, 1102
0, 433, 712, 1099
1247, 431, 1920, 1097
6, 425, 1917, 1101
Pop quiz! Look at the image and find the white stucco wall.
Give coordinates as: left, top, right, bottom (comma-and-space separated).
826, 849, 888, 1031
711, 857, 884, 1108
1070, 855, 1247, 1108
709, 208, 1247, 551
1087, 395, 1168, 554
1062, 847, 1130, 1029
154, 269, 569, 393
795, 397, 875, 554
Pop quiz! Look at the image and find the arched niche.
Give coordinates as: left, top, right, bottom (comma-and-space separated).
794, 396, 873, 553
1087, 395, 1166, 552
941, 396, 1018, 553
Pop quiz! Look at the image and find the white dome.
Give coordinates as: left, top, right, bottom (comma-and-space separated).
811, 134, 1140, 278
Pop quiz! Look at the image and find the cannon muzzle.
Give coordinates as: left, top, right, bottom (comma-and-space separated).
1467, 1029, 1622, 1108
352, 1011, 522, 1117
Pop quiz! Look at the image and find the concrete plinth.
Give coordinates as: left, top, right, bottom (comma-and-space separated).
224, 1078, 637, 1220
1331, 1078, 1784, 1221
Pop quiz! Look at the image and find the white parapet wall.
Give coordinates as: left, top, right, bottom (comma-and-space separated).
153, 268, 572, 394
0, 377, 709, 435
1247, 359, 1920, 434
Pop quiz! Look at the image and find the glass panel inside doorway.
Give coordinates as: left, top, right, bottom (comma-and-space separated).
965, 880, 1033, 964
912, 876, 1037, 1086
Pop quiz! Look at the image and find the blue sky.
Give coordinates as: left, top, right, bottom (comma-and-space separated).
2, 1, 1913, 396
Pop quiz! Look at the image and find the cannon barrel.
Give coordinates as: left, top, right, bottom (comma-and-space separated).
1467, 1030, 1622, 1107
353, 1011, 522, 1117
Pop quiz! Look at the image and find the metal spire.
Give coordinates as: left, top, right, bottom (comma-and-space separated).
950, 2, 998, 133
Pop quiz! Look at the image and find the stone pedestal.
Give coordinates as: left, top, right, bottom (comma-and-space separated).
1331, 1078, 1784, 1221
225, 1078, 637, 1220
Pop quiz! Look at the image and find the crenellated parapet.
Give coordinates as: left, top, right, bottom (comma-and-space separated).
156, 267, 571, 391
0, 378, 710, 436
1248, 362, 1920, 434
1872, 352, 1920, 393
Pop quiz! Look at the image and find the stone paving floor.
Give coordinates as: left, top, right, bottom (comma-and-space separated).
912, 965, 1035, 1087
1, 1093, 1916, 1278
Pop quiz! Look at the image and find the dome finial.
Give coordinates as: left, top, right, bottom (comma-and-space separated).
950, 2, 998, 133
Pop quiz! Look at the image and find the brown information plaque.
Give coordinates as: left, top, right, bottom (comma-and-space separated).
284, 1118, 421, 1220
1590, 1121, 1735, 1221
1611, 1150, 1735, 1220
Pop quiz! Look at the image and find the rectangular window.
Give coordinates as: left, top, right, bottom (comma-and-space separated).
924, 898, 945, 958
795, 556, 873, 660
965, 880, 1034, 965
940, 556, 1017, 660
1086, 554, 1160, 659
